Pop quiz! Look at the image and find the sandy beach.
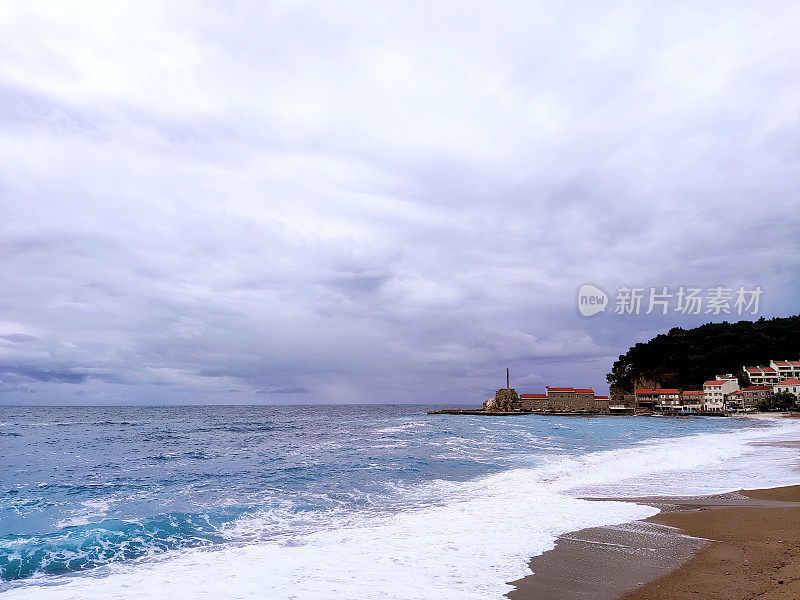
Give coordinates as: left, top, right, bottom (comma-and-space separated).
622, 485, 800, 600
508, 485, 800, 600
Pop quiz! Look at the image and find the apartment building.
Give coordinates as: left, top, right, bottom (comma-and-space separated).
743, 360, 800, 385
655, 389, 680, 411
724, 390, 745, 412
703, 376, 740, 412
681, 390, 703, 412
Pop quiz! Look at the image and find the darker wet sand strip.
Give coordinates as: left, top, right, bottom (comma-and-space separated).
507, 486, 800, 600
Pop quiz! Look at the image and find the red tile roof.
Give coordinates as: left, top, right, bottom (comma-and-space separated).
743, 385, 772, 391
774, 361, 790, 366
729, 390, 743, 395
790, 361, 800, 366
763, 367, 776, 372
777, 378, 800, 386
547, 387, 575, 392
655, 389, 679, 394
635, 388, 654, 394
704, 380, 724, 387
682, 390, 702, 395
745, 367, 760, 373
595, 395, 609, 399
574, 388, 594, 393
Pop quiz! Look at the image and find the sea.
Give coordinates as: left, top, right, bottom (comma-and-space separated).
1, 405, 799, 600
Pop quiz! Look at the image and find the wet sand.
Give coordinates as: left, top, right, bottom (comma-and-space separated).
507, 486, 800, 600
621, 485, 800, 600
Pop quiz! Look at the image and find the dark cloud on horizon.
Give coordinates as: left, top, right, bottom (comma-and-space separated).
1, 1, 799, 405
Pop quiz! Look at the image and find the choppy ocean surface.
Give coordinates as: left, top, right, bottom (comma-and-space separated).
1, 406, 799, 599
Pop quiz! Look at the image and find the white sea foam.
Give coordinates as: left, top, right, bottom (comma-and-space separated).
53, 499, 113, 528
4, 417, 800, 600
374, 422, 427, 434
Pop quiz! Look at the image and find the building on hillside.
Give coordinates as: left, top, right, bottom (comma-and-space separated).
773, 378, 800, 403
680, 390, 703, 413
744, 366, 780, 385
741, 385, 772, 410
772, 361, 800, 379
742, 360, 800, 385
655, 389, 680, 411
703, 377, 740, 412
634, 388, 658, 411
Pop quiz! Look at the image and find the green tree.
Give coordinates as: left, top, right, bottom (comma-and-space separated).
757, 391, 798, 412
772, 391, 797, 411
735, 369, 751, 388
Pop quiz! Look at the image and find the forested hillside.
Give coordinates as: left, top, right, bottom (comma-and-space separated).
607, 315, 800, 396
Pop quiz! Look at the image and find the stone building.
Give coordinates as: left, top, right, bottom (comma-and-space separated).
608, 394, 636, 414
519, 393, 546, 411
634, 388, 658, 411
518, 387, 609, 413
740, 385, 772, 410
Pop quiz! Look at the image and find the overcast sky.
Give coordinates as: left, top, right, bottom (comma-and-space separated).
1, 1, 799, 405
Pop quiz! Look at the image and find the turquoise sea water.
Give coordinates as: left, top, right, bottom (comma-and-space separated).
1, 406, 799, 599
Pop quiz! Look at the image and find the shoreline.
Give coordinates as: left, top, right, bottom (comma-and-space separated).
507, 485, 800, 600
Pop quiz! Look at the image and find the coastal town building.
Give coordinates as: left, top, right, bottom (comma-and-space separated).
655, 389, 680, 411
773, 378, 800, 402
634, 388, 658, 411
680, 390, 703, 413
519, 393, 546, 411
743, 360, 800, 385
772, 361, 800, 379
703, 376, 740, 412
608, 394, 637, 414
724, 390, 745, 412
519, 387, 609, 413
740, 385, 773, 410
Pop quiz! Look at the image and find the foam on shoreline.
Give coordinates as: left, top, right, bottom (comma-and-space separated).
2, 417, 800, 600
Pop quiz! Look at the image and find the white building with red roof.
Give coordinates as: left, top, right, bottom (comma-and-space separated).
703, 376, 740, 411
742, 360, 800, 385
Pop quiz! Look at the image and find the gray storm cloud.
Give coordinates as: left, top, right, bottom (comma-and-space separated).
1, 1, 799, 404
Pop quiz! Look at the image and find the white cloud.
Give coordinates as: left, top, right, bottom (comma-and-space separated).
1, 1, 799, 404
